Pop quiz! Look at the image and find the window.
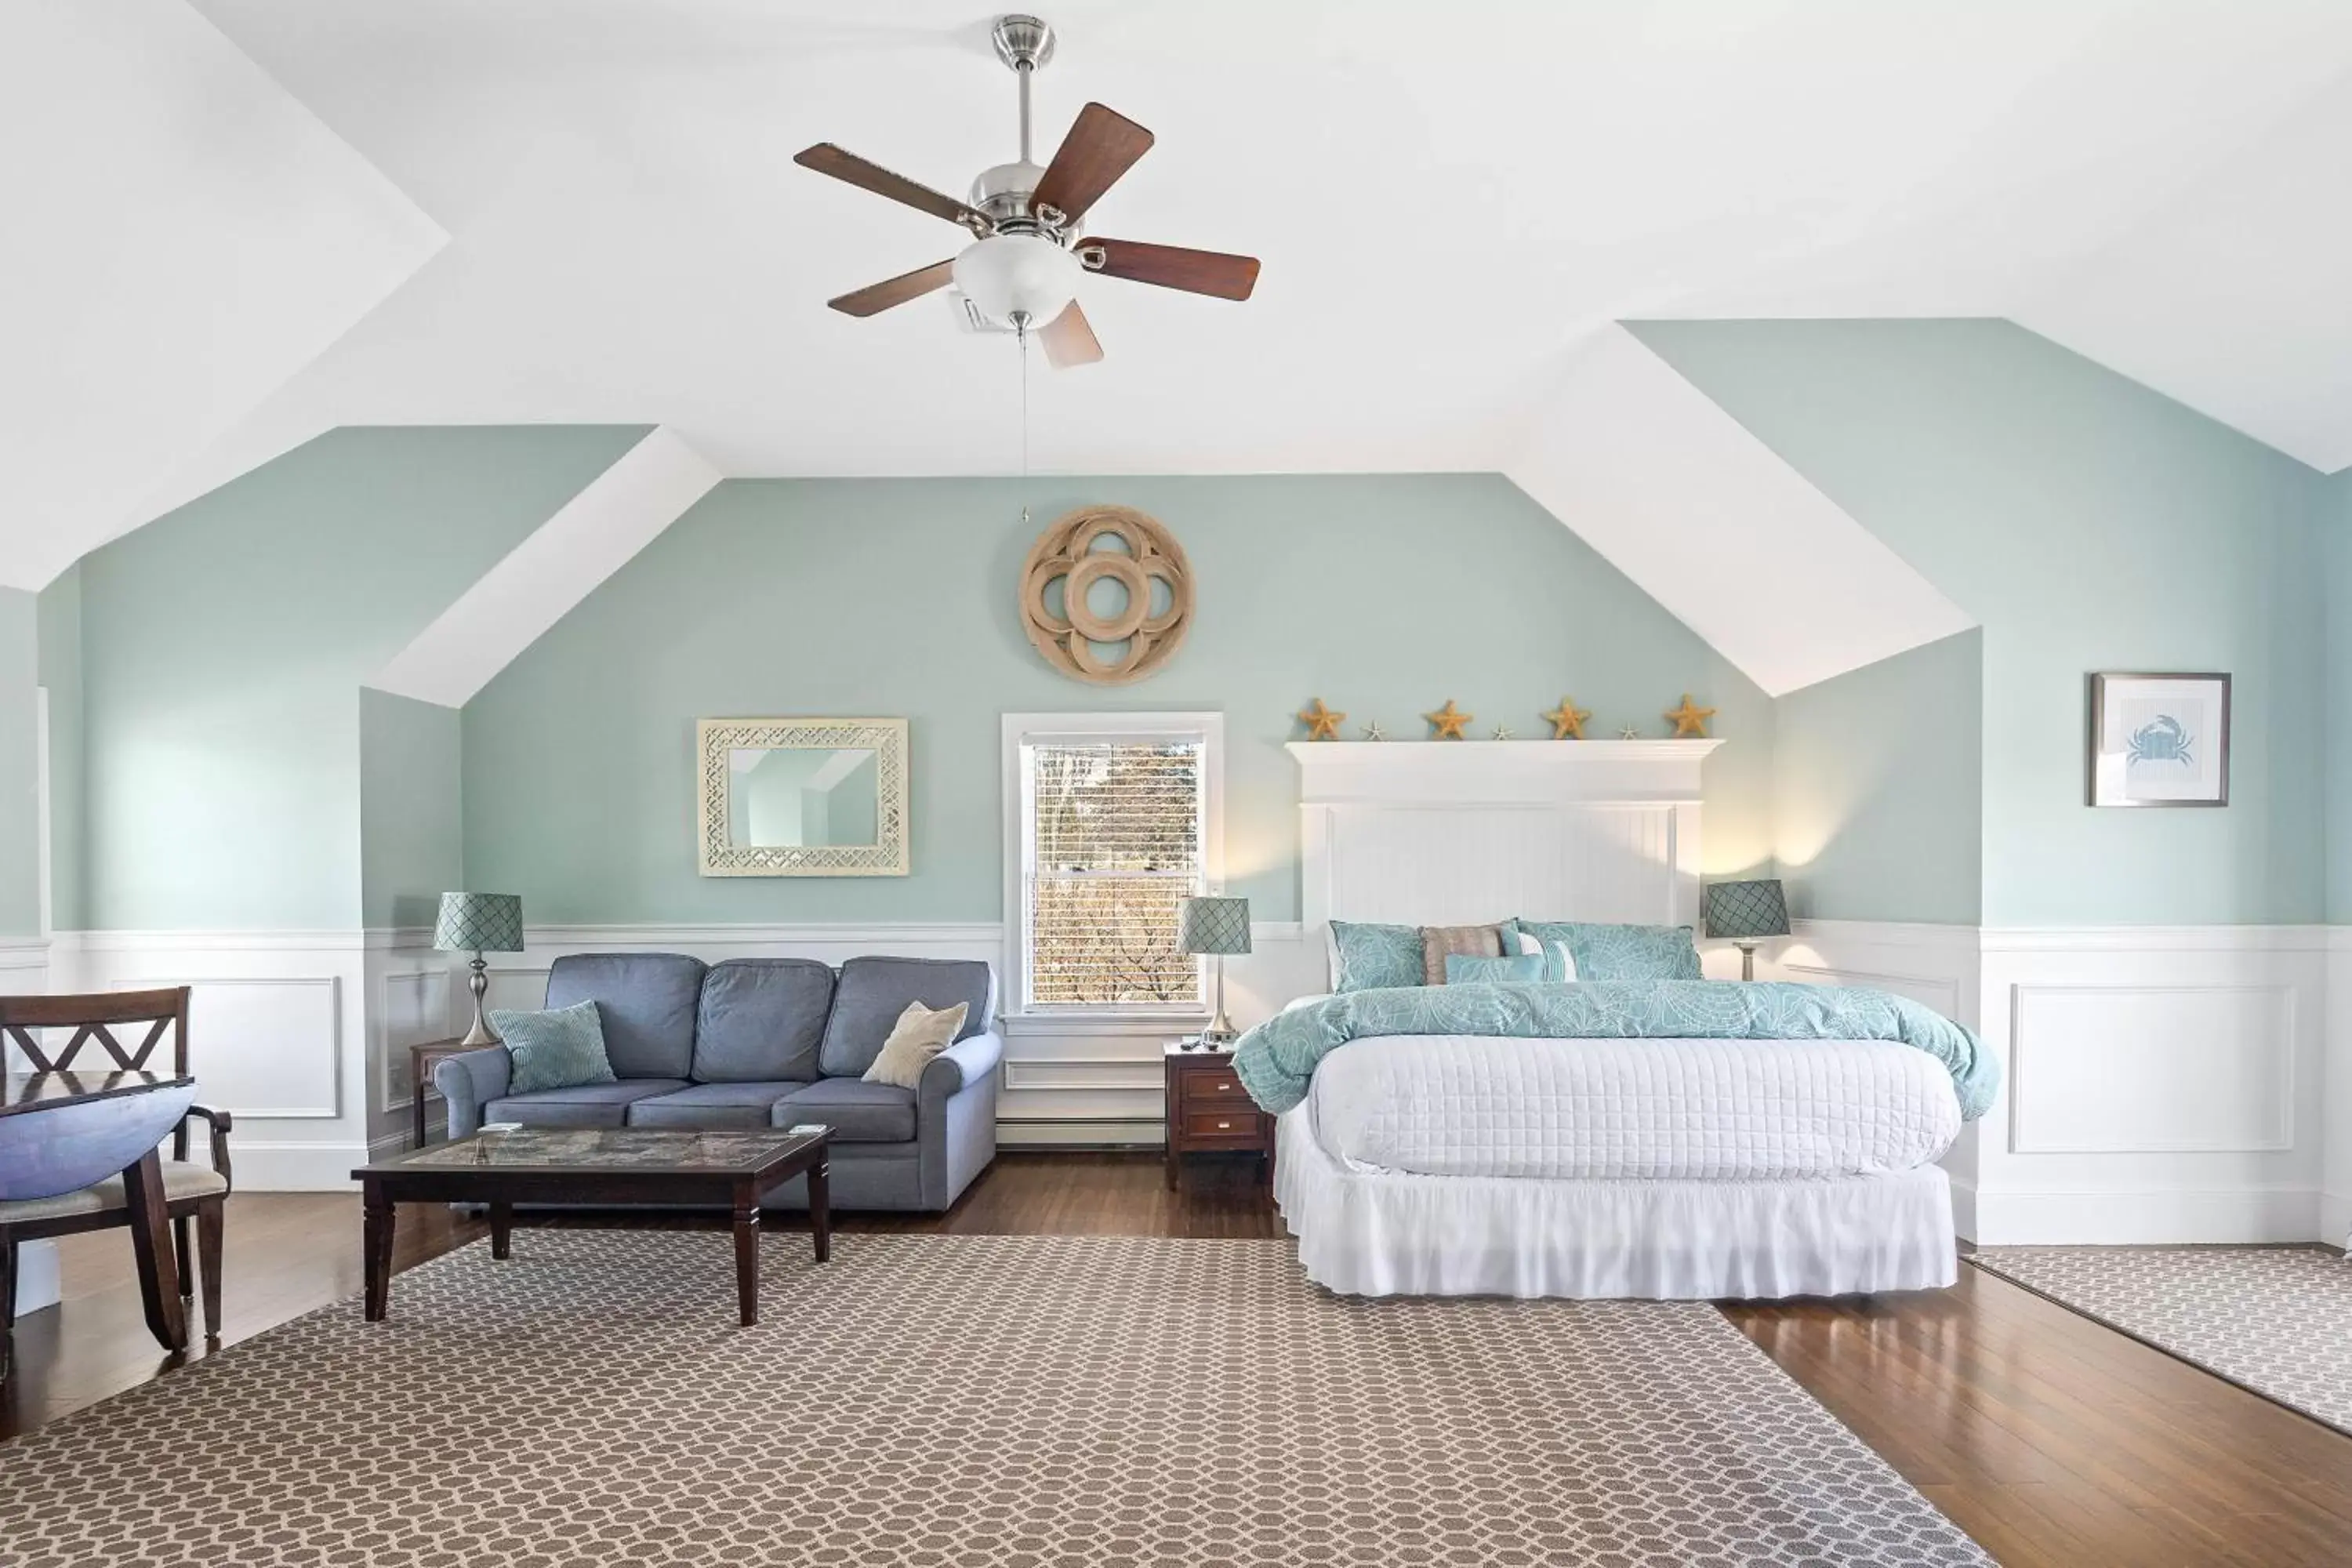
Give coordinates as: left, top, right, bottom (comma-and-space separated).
1005, 713, 1224, 1012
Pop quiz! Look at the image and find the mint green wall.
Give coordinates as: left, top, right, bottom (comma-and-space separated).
37, 567, 85, 934
1635, 320, 2329, 927
360, 688, 464, 931
1773, 630, 1982, 924
463, 475, 1776, 924
2329, 468, 2352, 923
0, 589, 40, 937
71, 426, 644, 930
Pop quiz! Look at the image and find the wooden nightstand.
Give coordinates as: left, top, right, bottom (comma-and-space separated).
408, 1038, 470, 1149
1163, 1042, 1274, 1191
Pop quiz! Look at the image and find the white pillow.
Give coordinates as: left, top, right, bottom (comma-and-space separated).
1515, 930, 1579, 982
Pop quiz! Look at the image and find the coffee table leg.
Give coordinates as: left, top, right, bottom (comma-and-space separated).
808, 1158, 831, 1264
490, 1201, 512, 1261
731, 1181, 760, 1327
363, 1183, 394, 1322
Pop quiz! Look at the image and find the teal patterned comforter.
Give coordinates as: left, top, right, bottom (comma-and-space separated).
1231, 982, 1998, 1121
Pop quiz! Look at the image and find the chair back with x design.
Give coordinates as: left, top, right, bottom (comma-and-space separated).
0, 987, 192, 1076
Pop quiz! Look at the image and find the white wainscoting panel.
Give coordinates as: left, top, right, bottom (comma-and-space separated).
2009, 983, 2294, 1155
1973, 926, 2326, 1245
50, 931, 376, 1189
379, 966, 455, 1115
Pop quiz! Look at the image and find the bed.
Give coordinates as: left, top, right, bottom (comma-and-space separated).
1252, 739, 1995, 1300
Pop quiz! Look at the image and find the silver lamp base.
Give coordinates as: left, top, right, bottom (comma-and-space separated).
458, 953, 501, 1047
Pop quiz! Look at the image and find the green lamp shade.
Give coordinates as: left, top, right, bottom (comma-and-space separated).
1703, 879, 1789, 942
433, 892, 525, 953
1175, 896, 1252, 956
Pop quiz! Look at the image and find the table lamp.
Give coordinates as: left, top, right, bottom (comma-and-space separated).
1703, 878, 1788, 982
434, 892, 525, 1047
1176, 895, 1251, 1045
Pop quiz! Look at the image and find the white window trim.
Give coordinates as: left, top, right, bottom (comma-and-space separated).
1000, 710, 1225, 1023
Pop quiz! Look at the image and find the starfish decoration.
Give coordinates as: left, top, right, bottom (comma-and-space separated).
1360, 720, 1387, 742
1491, 724, 1516, 741
1664, 693, 1717, 738
1297, 698, 1346, 741
1541, 696, 1592, 740
1423, 700, 1472, 740
1617, 726, 1641, 740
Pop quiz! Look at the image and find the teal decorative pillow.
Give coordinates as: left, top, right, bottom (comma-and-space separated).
1515, 920, 1700, 982
491, 999, 618, 1094
1444, 953, 1546, 985
1329, 920, 1425, 992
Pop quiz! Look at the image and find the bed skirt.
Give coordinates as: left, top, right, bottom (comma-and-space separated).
1275, 1105, 1958, 1300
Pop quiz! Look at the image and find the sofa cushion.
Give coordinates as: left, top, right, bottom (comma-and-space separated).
626, 1080, 810, 1131
546, 953, 706, 1080
485, 1079, 690, 1130
818, 957, 993, 1080
772, 1078, 917, 1143
692, 959, 833, 1083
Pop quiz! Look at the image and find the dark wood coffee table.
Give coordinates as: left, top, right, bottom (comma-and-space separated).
352, 1127, 830, 1327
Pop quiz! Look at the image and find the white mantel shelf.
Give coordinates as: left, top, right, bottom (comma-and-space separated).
1286, 739, 1724, 807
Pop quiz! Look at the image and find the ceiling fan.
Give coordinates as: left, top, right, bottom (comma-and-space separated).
794, 13, 1259, 368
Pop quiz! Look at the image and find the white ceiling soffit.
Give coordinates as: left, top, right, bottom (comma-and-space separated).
1505, 326, 1975, 698
2010, 77, 2352, 474
0, 0, 446, 591
370, 427, 721, 709
172, 0, 2352, 482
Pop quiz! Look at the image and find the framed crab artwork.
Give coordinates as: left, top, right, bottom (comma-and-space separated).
2087, 672, 2230, 808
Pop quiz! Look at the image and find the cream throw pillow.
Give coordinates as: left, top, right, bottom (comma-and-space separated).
862, 1000, 969, 1089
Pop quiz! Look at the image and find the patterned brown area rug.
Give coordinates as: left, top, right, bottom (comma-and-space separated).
3, 1233, 1987, 1566
1972, 1245, 2352, 1435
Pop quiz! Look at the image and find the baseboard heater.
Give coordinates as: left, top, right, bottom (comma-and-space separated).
996, 1116, 1165, 1151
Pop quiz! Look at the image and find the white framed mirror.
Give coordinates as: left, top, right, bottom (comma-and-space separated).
696, 717, 909, 876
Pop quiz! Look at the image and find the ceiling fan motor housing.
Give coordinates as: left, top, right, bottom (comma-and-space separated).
970, 159, 1051, 228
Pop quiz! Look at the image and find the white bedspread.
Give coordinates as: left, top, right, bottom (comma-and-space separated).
1307, 1034, 1961, 1180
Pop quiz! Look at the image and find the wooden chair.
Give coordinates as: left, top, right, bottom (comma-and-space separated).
0, 989, 233, 1382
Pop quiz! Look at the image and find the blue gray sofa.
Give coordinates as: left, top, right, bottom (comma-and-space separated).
433, 953, 1000, 1212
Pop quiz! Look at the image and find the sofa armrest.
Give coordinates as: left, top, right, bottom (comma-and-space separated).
919, 1031, 1004, 1103
432, 1047, 512, 1140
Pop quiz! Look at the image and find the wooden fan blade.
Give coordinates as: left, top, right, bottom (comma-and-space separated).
1030, 103, 1154, 227
827, 260, 956, 318
1077, 238, 1259, 301
795, 143, 988, 231
1039, 300, 1103, 368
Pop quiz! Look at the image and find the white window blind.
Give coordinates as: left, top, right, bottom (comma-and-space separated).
1022, 739, 1205, 1007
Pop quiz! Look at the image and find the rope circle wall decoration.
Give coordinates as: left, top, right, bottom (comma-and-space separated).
1019, 504, 1194, 685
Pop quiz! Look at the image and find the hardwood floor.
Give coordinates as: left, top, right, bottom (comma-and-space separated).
8, 1151, 2352, 1566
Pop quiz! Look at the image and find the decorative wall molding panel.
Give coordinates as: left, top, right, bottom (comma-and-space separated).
1973, 925, 2325, 1244
379, 967, 455, 1115
111, 976, 343, 1120
2008, 982, 2295, 1155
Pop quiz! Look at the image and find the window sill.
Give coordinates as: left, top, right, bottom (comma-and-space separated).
1001, 1011, 1210, 1040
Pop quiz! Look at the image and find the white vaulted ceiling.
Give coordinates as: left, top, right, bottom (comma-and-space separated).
9, 1, 2352, 685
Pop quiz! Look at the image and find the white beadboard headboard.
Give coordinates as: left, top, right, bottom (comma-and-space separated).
1288, 739, 1721, 933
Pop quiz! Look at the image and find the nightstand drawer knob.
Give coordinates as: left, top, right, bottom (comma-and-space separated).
1216, 1120, 1232, 1130
1215, 1081, 1231, 1091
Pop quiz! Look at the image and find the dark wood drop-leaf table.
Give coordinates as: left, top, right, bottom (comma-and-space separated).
353, 1127, 831, 1327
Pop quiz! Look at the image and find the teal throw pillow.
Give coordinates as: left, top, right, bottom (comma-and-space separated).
492, 999, 618, 1094
1444, 953, 1546, 985
1515, 920, 1701, 982
1329, 920, 1425, 992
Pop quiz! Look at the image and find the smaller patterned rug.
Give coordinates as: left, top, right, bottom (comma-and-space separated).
1970, 1245, 2352, 1434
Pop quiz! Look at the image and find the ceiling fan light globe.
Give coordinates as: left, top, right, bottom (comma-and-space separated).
953, 234, 1081, 331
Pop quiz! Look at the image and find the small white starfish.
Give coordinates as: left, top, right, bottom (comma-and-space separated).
1490, 724, 1515, 741
1360, 720, 1387, 742
1618, 726, 1642, 740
